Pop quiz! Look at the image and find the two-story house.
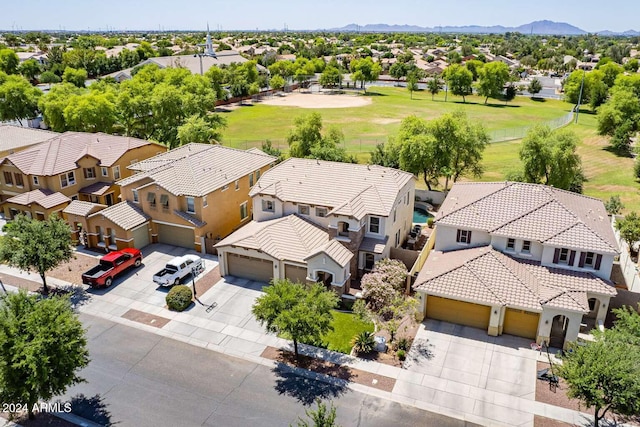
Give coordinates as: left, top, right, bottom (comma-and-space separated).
104, 143, 277, 253
215, 158, 415, 294
0, 126, 58, 176
0, 132, 163, 232
413, 182, 619, 349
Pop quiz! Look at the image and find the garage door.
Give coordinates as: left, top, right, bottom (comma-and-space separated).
227, 253, 273, 282
503, 308, 540, 339
426, 296, 491, 330
285, 264, 308, 283
131, 223, 150, 249
157, 224, 195, 249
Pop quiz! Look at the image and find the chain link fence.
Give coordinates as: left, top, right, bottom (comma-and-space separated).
487, 111, 575, 143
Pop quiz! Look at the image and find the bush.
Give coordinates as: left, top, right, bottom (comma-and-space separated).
396, 337, 410, 352
351, 331, 375, 355
426, 217, 435, 228
352, 298, 371, 322
166, 285, 193, 311
396, 349, 406, 361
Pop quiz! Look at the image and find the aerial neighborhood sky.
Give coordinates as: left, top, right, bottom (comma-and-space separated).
1, 0, 638, 32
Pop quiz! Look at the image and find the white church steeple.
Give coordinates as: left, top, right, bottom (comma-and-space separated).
205, 23, 216, 57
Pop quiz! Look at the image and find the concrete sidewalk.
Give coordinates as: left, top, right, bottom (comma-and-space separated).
0, 264, 602, 427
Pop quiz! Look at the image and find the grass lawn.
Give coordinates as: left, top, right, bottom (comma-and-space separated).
321, 310, 374, 354
219, 87, 572, 157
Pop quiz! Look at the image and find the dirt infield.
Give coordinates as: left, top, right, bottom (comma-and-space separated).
261, 92, 372, 109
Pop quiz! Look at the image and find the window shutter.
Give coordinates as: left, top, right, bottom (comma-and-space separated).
578, 252, 586, 268
553, 248, 560, 264
594, 254, 602, 270
467, 231, 472, 243
568, 250, 576, 266
456, 229, 461, 242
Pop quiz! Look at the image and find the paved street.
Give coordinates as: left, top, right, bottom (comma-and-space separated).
61, 314, 477, 427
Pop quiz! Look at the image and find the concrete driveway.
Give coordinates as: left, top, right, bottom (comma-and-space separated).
396, 319, 538, 426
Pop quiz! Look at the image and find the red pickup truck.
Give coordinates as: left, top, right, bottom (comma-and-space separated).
81, 248, 143, 288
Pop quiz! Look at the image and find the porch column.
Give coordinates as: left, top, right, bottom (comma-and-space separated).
488, 305, 501, 336
415, 292, 427, 321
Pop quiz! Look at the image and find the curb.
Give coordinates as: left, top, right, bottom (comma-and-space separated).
54, 411, 104, 427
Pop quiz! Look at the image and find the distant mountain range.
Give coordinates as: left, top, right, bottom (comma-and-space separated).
329, 20, 639, 36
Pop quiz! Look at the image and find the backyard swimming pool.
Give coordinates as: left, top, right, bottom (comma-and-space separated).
413, 207, 433, 223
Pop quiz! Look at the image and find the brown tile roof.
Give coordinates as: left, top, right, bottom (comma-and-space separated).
6, 189, 70, 209
88, 201, 150, 231
5, 132, 158, 176
414, 247, 616, 313
216, 214, 353, 265
119, 143, 276, 197
305, 240, 353, 268
250, 158, 415, 220
437, 182, 618, 254
63, 200, 107, 217
0, 125, 57, 154
360, 236, 388, 254
79, 181, 113, 196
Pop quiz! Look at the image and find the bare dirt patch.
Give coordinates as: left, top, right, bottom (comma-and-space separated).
122, 308, 171, 328
371, 118, 401, 125
48, 252, 99, 285
533, 415, 572, 427
261, 93, 372, 109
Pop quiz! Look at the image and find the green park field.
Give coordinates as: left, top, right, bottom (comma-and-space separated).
219, 87, 639, 211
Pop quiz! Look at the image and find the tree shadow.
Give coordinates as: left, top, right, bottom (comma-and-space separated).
362, 91, 387, 97
402, 338, 435, 369
485, 103, 521, 109
603, 146, 634, 158
530, 97, 546, 102
63, 394, 118, 426
271, 363, 349, 405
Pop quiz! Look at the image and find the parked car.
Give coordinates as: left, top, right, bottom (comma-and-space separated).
153, 254, 204, 287
82, 248, 143, 288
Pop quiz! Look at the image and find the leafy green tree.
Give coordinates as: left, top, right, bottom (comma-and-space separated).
616, 212, 640, 253
476, 61, 511, 104
564, 69, 607, 107
427, 77, 442, 100
349, 57, 381, 93
369, 140, 401, 169
287, 112, 323, 158
18, 59, 41, 83
599, 62, 623, 88
39, 70, 61, 88
268, 60, 294, 79
407, 72, 419, 99
0, 74, 42, 125
0, 214, 73, 294
624, 58, 639, 73
389, 62, 407, 82
528, 78, 543, 97
597, 90, 640, 154
62, 67, 87, 88
605, 195, 624, 215
204, 66, 229, 101
504, 85, 517, 105
63, 91, 117, 133
0, 290, 89, 420
177, 114, 222, 145
294, 399, 340, 427
0, 48, 19, 74
464, 59, 484, 81
252, 280, 338, 360
269, 74, 286, 91
261, 140, 283, 162
38, 82, 83, 132
443, 64, 473, 103
518, 125, 584, 192
319, 66, 342, 88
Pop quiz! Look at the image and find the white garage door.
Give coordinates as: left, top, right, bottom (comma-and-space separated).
157, 224, 195, 249
131, 223, 150, 249
227, 253, 274, 282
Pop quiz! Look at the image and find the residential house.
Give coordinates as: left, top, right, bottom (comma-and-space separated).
215, 159, 415, 294
0, 125, 57, 160
114, 144, 276, 252
414, 182, 618, 349
0, 132, 164, 230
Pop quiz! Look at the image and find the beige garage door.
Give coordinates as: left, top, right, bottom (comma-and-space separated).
227, 253, 273, 282
131, 223, 150, 249
157, 224, 195, 249
285, 264, 308, 283
503, 308, 540, 339
427, 296, 491, 330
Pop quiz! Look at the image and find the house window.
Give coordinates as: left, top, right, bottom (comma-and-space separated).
3, 171, 13, 186
369, 216, 380, 234
584, 252, 595, 267
522, 240, 531, 253
101, 167, 109, 177
132, 189, 139, 203
240, 202, 248, 220
256, 170, 261, 180
506, 238, 515, 251
113, 166, 120, 180
147, 192, 156, 207
32, 176, 39, 186
160, 194, 169, 209
203, 196, 207, 207
13, 173, 23, 187
395, 230, 400, 246
316, 207, 327, 217
262, 199, 274, 212
60, 171, 75, 188
406, 192, 410, 205
186, 197, 195, 214
456, 229, 471, 244
249, 173, 254, 187
559, 248, 569, 263
105, 193, 114, 206
83, 167, 96, 179
393, 208, 397, 222
235, 180, 239, 191
298, 205, 310, 215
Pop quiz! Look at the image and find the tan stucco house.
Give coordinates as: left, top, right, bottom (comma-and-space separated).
414, 182, 619, 349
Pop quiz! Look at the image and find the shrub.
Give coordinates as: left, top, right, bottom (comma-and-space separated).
426, 217, 435, 228
166, 285, 193, 311
396, 349, 406, 361
352, 298, 371, 322
396, 337, 410, 352
373, 259, 408, 292
361, 272, 398, 313
351, 331, 375, 355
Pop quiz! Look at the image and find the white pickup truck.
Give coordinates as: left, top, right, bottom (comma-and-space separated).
153, 254, 204, 287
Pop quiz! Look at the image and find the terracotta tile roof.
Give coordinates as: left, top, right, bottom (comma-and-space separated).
414, 247, 616, 313
0, 125, 57, 154
216, 214, 353, 265
250, 158, 414, 220
5, 132, 158, 176
305, 240, 353, 267
437, 182, 618, 254
63, 200, 106, 217
78, 181, 113, 196
119, 143, 276, 197
88, 201, 150, 231
6, 189, 70, 209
